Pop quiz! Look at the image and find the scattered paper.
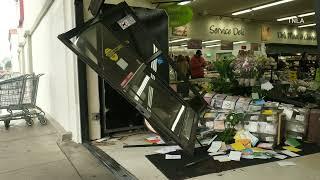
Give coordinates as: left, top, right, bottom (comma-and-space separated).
274, 154, 288, 160
220, 142, 227, 151
277, 161, 296, 166
146, 135, 164, 144
244, 131, 259, 146
165, 154, 181, 160
265, 136, 274, 142
229, 151, 242, 161
283, 146, 302, 152
281, 150, 300, 157
252, 147, 265, 152
242, 155, 254, 159
285, 138, 301, 148
257, 143, 273, 150
214, 155, 231, 162
231, 142, 246, 151
209, 151, 226, 156
155, 146, 181, 154
207, 141, 222, 153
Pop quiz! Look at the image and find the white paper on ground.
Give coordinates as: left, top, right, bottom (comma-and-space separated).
229, 151, 242, 161
242, 155, 254, 159
207, 141, 222, 153
274, 154, 288, 160
214, 155, 231, 162
165, 154, 181, 160
277, 161, 296, 166
155, 146, 181, 154
209, 151, 226, 156
281, 150, 300, 157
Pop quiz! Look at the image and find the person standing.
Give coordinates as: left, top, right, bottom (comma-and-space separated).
190, 50, 205, 79
176, 55, 189, 97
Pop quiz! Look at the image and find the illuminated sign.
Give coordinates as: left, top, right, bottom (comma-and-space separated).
288, 17, 305, 24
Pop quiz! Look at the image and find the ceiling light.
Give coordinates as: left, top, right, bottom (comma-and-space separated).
232, 0, 294, 16
232, 9, 252, 16
298, 12, 315, 17
233, 41, 247, 45
252, 0, 294, 11
205, 44, 221, 48
181, 44, 188, 47
178, 1, 191, 5
202, 40, 221, 44
169, 38, 190, 43
277, 16, 297, 22
298, 23, 316, 28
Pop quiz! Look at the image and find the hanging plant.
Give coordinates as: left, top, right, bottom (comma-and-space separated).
161, 5, 193, 27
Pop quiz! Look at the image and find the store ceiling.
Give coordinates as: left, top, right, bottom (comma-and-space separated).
150, 0, 316, 24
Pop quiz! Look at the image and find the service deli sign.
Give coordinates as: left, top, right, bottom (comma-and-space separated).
209, 25, 245, 36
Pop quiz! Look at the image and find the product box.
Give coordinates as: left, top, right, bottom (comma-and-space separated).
212, 94, 227, 108
222, 96, 239, 110
203, 92, 215, 105
235, 97, 252, 112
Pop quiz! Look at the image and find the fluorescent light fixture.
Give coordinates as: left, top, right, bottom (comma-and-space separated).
171, 105, 185, 131
205, 44, 221, 48
169, 38, 190, 43
178, 0, 191, 5
252, 0, 294, 10
181, 44, 188, 47
202, 40, 221, 44
298, 12, 315, 17
134, 76, 150, 101
233, 41, 247, 45
232, 9, 252, 16
232, 0, 294, 16
298, 23, 316, 28
277, 16, 297, 21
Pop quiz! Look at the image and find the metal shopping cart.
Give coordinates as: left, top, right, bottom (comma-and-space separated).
0, 73, 47, 129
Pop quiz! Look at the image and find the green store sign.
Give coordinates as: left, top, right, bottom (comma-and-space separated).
162, 5, 193, 27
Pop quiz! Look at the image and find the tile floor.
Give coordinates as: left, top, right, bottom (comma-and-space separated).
97, 132, 320, 180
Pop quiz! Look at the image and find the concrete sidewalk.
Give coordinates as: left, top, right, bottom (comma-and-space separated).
0, 119, 116, 180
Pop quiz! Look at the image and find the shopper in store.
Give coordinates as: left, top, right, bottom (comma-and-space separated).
176, 55, 189, 97
190, 50, 206, 79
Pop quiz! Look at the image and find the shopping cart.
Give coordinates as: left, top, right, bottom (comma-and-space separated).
0, 73, 47, 129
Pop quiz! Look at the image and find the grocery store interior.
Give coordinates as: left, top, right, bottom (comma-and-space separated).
1, 0, 320, 179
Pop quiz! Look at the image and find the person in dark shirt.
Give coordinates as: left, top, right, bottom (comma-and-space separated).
190, 50, 205, 79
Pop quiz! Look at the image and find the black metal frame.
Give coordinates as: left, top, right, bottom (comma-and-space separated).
58, 2, 207, 155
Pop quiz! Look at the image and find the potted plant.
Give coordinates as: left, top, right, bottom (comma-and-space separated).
218, 112, 245, 144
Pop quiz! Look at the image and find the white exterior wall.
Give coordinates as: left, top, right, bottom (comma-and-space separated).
23, 0, 81, 142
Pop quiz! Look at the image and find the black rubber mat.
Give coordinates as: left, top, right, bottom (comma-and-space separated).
146, 143, 320, 179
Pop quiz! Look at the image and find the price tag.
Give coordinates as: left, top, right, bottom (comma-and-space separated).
266, 116, 275, 121
250, 115, 259, 121
295, 115, 305, 122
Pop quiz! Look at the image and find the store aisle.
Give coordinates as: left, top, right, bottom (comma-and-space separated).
0, 120, 115, 180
